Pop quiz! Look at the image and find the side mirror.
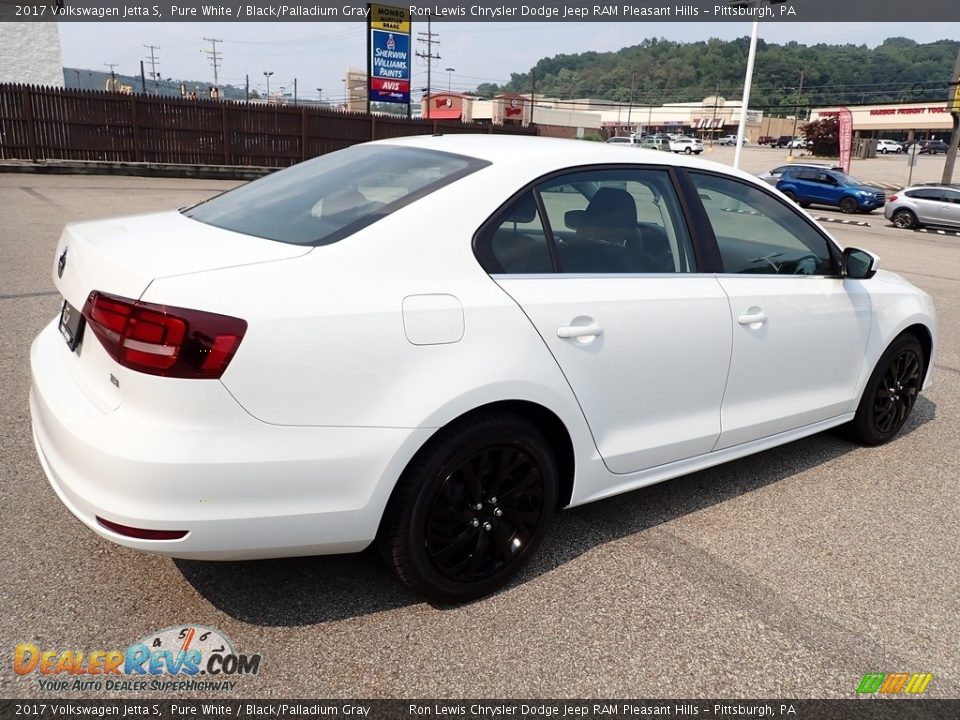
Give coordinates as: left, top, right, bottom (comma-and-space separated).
842, 247, 879, 279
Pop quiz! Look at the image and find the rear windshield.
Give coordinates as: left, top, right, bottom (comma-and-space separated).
184, 144, 488, 246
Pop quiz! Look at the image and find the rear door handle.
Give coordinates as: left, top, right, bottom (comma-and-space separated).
738, 312, 768, 326
557, 324, 603, 339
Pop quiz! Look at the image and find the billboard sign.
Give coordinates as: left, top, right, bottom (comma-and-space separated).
368, 4, 411, 105
838, 108, 853, 174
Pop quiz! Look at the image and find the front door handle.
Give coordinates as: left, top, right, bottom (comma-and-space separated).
557, 324, 603, 339
738, 312, 768, 326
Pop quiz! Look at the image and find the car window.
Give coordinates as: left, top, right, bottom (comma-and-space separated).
945, 190, 960, 204
536, 169, 697, 274
906, 189, 944, 201
184, 145, 488, 246
772, 166, 791, 175
689, 172, 835, 276
474, 191, 553, 274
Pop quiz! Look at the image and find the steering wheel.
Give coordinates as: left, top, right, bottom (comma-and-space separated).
748, 252, 783, 272
792, 254, 820, 275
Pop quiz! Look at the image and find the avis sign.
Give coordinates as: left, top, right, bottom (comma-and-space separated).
838, 108, 853, 174
368, 3, 411, 104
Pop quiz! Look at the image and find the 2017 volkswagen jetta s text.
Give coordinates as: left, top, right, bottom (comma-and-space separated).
31, 135, 936, 601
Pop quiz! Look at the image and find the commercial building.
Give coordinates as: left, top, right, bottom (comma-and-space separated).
809, 102, 956, 142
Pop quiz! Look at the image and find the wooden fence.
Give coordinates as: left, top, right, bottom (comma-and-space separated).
0, 84, 537, 166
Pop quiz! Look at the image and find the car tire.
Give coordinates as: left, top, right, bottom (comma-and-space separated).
839, 197, 859, 214
880, 148, 888, 154
892, 209, 917, 229
378, 412, 558, 603
684, 147, 692, 154
799, 201, 811, 208
846, 334, 924, 446
782, 190, 798, 202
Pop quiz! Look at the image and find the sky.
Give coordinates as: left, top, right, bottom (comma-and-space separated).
57, 22, 960, 103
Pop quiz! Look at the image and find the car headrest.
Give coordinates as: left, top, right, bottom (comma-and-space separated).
502, 193, 537, 224
578, 188, 639, 243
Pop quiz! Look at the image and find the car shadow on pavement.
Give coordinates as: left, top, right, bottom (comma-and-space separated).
175, 396, 934, 625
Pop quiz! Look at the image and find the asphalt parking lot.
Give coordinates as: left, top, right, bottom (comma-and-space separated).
1, 153, 958, 700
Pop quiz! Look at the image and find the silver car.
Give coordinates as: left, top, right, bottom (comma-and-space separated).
885, 184, 960, 230
757, 162, 842, 186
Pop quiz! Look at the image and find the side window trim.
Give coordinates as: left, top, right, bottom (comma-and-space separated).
679, 168, 843, 277
532, 187, 562, 272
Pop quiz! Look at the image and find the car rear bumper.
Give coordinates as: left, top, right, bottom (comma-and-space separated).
30, 320, 430, 560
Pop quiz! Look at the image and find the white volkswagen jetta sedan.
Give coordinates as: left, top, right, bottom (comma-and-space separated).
31, 135, 935, 602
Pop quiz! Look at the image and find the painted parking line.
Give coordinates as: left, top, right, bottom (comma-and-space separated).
915, 227, 960, 237
812, 216, 871, 227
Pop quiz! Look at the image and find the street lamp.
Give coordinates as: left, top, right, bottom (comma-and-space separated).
316, 88, 322, 102
445, 67, 455, 92
263, 71, 273, 99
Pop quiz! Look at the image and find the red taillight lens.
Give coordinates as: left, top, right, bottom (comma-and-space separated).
82, 291, 246, 379
888, 195, 898, 202
96, 516, 187, 540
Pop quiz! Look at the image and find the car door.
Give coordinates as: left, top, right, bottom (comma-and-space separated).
477, 167, 732, 474
909, 188, 947, 225
686, 171, 872, 448
941, 189, 960, 228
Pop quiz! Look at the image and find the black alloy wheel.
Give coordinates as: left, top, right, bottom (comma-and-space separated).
379, 413, 558, 602
848, 334, 924, 445
782, 190, 798, 203
839, 196, 859, 214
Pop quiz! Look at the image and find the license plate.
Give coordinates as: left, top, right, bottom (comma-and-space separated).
58, 299, 85, 352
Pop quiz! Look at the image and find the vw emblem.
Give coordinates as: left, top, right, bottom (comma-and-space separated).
57, 247, 68, 279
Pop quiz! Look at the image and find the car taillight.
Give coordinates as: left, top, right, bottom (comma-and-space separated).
81, 291, 247, 379
888, 195, 898, 202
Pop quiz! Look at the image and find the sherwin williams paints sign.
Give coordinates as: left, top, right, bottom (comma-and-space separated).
368, 3, 411, 104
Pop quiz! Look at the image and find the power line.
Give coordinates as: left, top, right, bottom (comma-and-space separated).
416, 12, 440, 118
203, 37, 223, 88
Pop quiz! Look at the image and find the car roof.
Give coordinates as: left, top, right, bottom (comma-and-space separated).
375, 133, 752, 180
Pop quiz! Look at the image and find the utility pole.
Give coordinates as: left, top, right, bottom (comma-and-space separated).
788, 69, 805, 159
140, 61, 146, 94
144, 45, 160, 93
530, 68, 536, 126
416, 12, 440, 119
203, 37, 223, 89
245, 74, 249, 102
104, 63, 118, 91
293, 78, 298, 105
263, 71, 273, 99
710, 77, 720, 147
627, 73, 636, 136
941, 44, 960, 184
317, 88, 322, 102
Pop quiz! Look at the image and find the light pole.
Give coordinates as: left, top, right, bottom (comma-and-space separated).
317, 88, 322, 102
263, 71, 273, 99
445, 67, 455, 92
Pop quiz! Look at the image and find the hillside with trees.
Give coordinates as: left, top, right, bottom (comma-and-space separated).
472, 37, 959, 113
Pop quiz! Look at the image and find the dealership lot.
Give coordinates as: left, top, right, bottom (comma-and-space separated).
1, 153, 958, 698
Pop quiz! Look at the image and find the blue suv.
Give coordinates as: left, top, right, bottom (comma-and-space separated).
775, 168, 886, 214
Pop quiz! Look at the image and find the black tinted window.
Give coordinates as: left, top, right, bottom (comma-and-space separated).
537, 169, 697, 274
184, 145, 487, 245
474, 192, 553, 274
906, 189, 944, 201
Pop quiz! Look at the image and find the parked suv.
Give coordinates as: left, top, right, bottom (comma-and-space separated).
776, 168, 886, 213
756, 162, 843, 186
640, 135, 671, 152
757, 135, 775, 146
775, 135, 795, 148
669, 136, 704, 154
876, 139, 904, 154
885, 184, 960, 230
